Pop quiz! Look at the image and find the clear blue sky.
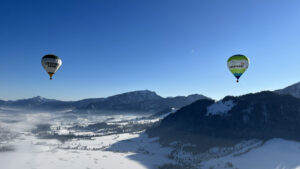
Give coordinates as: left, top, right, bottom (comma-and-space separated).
1, 0, 300, 101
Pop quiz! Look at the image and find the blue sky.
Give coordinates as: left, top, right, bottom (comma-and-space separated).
1, 0, 300, 101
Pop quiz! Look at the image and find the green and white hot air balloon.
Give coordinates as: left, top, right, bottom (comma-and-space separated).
227, 54, 249, 83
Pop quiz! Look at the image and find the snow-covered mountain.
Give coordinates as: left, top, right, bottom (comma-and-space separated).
148, 91, 300, 151
0, 100, 6, 106
2, 89, 300, 169
78, 90, 208, 114
2, 92, 300, 169
0, 90, 208, 114
0, 96, 75, 110
275, 81, 300, 98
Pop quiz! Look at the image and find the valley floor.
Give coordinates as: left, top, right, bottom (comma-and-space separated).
0, 133, 172, 169
1, 110, 300, 169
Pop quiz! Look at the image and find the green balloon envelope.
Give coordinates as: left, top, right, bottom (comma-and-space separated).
227, 54, 249, 82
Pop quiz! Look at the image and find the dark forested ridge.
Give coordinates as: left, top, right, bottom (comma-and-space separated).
148, 91, 300, 151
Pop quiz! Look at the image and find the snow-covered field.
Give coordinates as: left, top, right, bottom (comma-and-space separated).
0, 134, 173, 169
201, 139, 300, 169
1, 109, 300, 169
0, 110, 172, 169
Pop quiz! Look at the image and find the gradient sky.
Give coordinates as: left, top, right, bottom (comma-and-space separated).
1, 0, 300, 101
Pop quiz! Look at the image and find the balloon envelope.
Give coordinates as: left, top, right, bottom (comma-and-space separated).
227, 54, 249, 82
41, 54, 62, 80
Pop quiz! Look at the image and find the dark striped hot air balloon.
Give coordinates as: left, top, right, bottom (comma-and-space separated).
41, 54, 62, 80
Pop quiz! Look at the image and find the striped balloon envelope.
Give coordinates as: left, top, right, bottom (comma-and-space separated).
227, 54, 249, 83
41, 54, 62, 80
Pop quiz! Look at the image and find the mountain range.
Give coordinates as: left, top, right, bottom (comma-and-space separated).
275, 81, 300, 98
0, 90, 208, 114
148, 90, 300, 152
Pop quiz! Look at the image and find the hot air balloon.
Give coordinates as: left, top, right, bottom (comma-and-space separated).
41, 54, 62, 80
227, 54, 249, 83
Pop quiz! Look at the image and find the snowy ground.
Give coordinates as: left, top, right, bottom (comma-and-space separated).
201, 139, 300, 169
168, 139, 300, 169
0, 134, 172, 169
0, 110, 172, 169
1, 109, 300, 169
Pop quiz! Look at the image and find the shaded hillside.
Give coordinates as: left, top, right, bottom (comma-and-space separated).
0, 90, 208, 114
148, 91, 300, 151
275, 81, 300, 98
